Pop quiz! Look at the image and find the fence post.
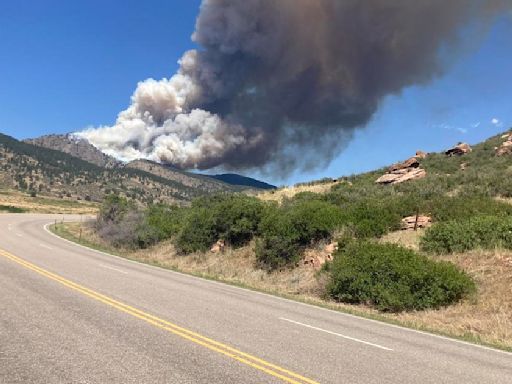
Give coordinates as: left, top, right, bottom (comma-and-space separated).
413, 207, 420, 231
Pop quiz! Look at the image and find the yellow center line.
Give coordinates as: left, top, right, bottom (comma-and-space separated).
0, 249, 319, 384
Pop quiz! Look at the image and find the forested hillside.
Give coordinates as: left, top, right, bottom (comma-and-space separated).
0, 133, 233, 204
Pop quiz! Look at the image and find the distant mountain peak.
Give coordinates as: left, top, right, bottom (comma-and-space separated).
207, 173, 276, 190
24, 133, 276, 193
25, 134, 121, 169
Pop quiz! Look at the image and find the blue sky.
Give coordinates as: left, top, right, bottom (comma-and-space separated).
0, 1, 511, 185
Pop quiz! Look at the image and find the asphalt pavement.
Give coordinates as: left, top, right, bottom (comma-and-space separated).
0, 214, 511, 383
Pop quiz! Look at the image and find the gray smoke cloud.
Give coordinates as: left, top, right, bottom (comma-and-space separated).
77, 0, 510, 174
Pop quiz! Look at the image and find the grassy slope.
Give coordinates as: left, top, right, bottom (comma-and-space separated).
0, 189, 99, 214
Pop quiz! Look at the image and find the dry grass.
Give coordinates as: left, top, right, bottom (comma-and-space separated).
379, 228, 426, 250
257, 181, 343, 203
0, 189, 99, 214
60, 222, 325, 297
387, 249, 512, 349
379, 229, 512, 349
57, 222, 512, 350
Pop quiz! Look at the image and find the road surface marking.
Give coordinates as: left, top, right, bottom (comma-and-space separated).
279, 317, 393, 351
39, 244, 53, 250
44, 223, 512, 357
0, 249, 319, 384
99, 264, 129, 275
16, 233, 22, 237
7, 224, 12, 231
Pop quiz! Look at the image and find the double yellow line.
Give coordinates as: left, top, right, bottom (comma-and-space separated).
0, 249, 319, 384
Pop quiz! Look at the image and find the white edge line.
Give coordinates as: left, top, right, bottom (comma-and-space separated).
98, 263, 129, 275
279, 317, 393, 351
43, 220, 512, 357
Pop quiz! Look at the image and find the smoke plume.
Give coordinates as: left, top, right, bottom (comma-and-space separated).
77, 0, 510, 174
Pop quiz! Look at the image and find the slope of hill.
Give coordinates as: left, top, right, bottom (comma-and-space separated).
125, 160, 236, 193
56, 129, 512, 351
0, 133, 231, 204
26, 134, 275, 193
208, 173, 276, 190
25, 134, 120, 168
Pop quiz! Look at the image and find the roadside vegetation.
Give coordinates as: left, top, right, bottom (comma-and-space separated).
54, 131, 512, 350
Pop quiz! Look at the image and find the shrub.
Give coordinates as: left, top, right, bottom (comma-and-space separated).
175, 194, 266, 253
97, 194, 131, 224
175, 207, 217, 253
327, 241, 475, 312
425, 196, 512, 222
96, 209, 146, 249
339, 197, 418, 238
210, 194, 265, 247
256, 200, 342, 270
145, 204, 186, 240
96, 194, 161, 249
420, 215, 512, 254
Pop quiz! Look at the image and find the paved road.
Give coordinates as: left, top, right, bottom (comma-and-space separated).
0, 214, 511, 383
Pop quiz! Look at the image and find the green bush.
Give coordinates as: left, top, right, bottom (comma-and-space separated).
175, 194, 265, 253
175, 207, 217, 253
211, 194, 265, 247
339, 197, 418, 238
145, 204, 186, 240
425, 196, 512, 222
98, 194, 132, 224
256, 200, 342, 270
327, 241, 475, 312
420, 215, 512, 254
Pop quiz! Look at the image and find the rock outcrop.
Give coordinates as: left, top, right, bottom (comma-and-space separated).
415, 150, 428, 159
388, 157, 420, 172
445, 143, 472, 156
210, 240, 226, 253
496, 133, 512, 156
401, 215, 432, 230
376, 156, 426, 185
303, 242, 338, 269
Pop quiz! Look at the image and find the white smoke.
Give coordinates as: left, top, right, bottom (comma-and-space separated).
77, 50, 261, 168
77, 0, 510, 173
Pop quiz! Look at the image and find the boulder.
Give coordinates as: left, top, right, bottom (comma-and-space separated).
388, 157, 419, 172
415, 150, 428, 159
401, 215, 432, 230
210, 239, 226, 253
496, 134, 512, 156
303, 242, 338, 269
445, 143, 472, 156
376, 167, 426, 185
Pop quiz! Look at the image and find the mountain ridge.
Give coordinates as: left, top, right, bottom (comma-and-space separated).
25, 134, 275, 191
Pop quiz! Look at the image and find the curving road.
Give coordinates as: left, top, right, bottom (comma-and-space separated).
0, 214, 511, 383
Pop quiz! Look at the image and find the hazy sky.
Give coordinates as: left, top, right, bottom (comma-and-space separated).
1, 1, 511, 185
